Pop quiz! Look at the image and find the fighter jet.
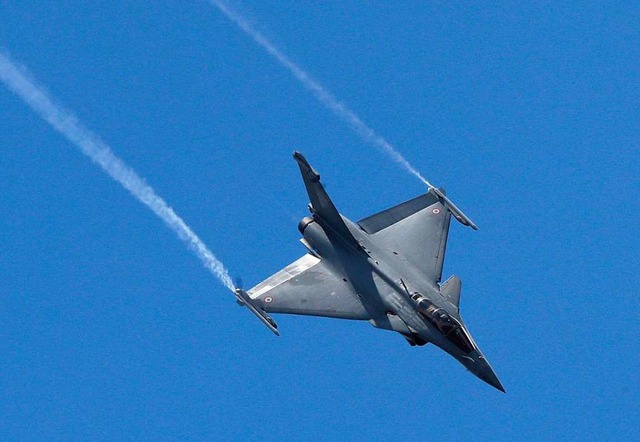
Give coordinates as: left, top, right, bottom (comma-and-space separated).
235, 152, 504, 392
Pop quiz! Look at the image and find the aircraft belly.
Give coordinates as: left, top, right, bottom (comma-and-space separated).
356, 252, 436, 337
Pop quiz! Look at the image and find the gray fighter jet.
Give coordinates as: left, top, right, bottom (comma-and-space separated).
235, 152, 504, 392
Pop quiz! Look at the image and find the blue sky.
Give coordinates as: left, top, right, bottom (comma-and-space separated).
1, 1, 638, 440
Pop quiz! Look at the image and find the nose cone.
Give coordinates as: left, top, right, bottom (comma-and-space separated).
462, 354, 505, 392
475, 357, 505, 392
473, 356, 505, 392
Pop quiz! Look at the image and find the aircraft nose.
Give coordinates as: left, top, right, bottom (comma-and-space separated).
470, 356, 505, 393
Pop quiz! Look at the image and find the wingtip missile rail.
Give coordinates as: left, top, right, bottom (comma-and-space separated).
428, 187, 478, 231
234, 288, 280, 336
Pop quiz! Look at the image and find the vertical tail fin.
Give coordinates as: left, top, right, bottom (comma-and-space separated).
293, 152, 359, 248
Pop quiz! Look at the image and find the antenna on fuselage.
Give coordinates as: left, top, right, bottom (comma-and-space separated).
399, 279, 411, 297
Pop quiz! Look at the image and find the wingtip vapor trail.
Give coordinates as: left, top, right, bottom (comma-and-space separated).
0, 50, 236, 292
209, 0, 433, 188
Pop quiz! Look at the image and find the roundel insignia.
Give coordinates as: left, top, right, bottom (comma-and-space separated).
432, 208, 441, 214
264, 296, 273, 303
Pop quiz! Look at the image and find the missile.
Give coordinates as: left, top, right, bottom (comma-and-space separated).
428, 187, 478, 231
234, 288, 280, 336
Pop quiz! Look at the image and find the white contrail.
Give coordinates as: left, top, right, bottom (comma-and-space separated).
0, 51, 236, 292
210, 1, 433, 188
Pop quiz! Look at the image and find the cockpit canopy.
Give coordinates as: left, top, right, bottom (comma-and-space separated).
411, 293, 475, 353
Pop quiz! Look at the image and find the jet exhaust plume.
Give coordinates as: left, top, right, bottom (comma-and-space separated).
210, 1, 433, 188
0, 51, 235, 292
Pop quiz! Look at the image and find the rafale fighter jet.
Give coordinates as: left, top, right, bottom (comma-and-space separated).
235, 152, 504, 392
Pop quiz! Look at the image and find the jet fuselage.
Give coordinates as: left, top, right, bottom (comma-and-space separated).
299, 213, 504, 392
